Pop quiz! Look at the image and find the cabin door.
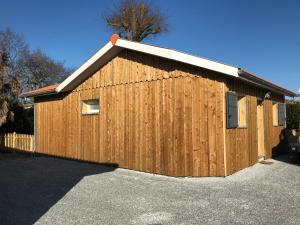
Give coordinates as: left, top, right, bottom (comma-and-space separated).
257, 100, 265, 159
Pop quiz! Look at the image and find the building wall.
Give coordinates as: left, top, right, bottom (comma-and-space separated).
35, 50, 226, 177
35, 49, 285, 177
224, 77, 285, 175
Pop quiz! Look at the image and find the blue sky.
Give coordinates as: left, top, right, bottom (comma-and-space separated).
1, 0, 300, 92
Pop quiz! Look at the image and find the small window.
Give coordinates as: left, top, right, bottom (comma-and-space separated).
82, 99, 99, 115
273, 102, 278, 126
238, 95, 247, 128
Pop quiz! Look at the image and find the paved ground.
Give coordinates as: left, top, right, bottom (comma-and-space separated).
0, 152, 300, 225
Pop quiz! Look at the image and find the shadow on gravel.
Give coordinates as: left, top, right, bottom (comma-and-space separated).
0, 151, 117, 225
273, 153, 300, 166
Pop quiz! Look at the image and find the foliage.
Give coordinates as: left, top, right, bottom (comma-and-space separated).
286, 103, 300, 129
105, 0, 168, 42
0, 103, 34, 134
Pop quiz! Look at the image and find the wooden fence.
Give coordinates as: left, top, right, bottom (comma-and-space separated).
0, 132, 35, 152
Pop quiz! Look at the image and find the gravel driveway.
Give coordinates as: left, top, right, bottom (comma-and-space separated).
0, 152, 299, 225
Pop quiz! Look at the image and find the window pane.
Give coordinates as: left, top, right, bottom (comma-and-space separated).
89, 103, 99, 111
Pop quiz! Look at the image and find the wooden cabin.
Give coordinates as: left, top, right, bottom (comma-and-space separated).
21, 34, 297, 177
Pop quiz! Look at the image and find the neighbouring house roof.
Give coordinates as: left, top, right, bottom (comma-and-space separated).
20, 34, 297, 97
21, 84, 59, 97
286, 99, 300, 104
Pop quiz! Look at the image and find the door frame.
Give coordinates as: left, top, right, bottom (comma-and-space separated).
257, 99, 267, 159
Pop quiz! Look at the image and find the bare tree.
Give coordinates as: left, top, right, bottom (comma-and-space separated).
0, 50, 11, 126
105, 0, 168, 42
0, 28, 71, 127
0, 28, 27, 67
0, 28, 27, 126
19, 49, 71, 90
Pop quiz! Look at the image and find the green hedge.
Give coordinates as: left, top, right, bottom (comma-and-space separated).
286, 103, 300, 129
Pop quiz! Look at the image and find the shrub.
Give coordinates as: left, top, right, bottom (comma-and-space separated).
0, 103, 34, 134
286, 103, 300, 129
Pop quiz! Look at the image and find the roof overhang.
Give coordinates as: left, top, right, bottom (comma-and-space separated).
57, 35, 239, 93
238, 69, 297, 97
21, 34, 297, 98
57, 42, 123, 93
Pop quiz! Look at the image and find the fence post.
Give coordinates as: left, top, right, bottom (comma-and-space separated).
12, 132, 16, 149
4, 134, 7, 148
30, 136, 33, 152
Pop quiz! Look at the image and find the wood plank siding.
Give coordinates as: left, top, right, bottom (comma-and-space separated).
35, 49, 285, 177
224, 77, 284, 175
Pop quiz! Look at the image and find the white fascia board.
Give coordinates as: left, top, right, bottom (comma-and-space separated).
116, 39, 171, 58
116, 39, 239, 77
56, 42, 114, 93
170, 50, 239, 77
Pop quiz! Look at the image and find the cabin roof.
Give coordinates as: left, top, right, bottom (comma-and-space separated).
21, 34, 297, 97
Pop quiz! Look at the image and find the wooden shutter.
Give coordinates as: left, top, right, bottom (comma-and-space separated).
226, 92, 238, 128
278, 103, 286, 126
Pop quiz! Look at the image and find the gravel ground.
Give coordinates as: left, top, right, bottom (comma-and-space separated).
0, 152, 299, 225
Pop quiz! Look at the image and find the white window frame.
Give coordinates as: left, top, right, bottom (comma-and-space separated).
81, 99, 100, 115
272, 102, 279, 126
237, 94, 248, 128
